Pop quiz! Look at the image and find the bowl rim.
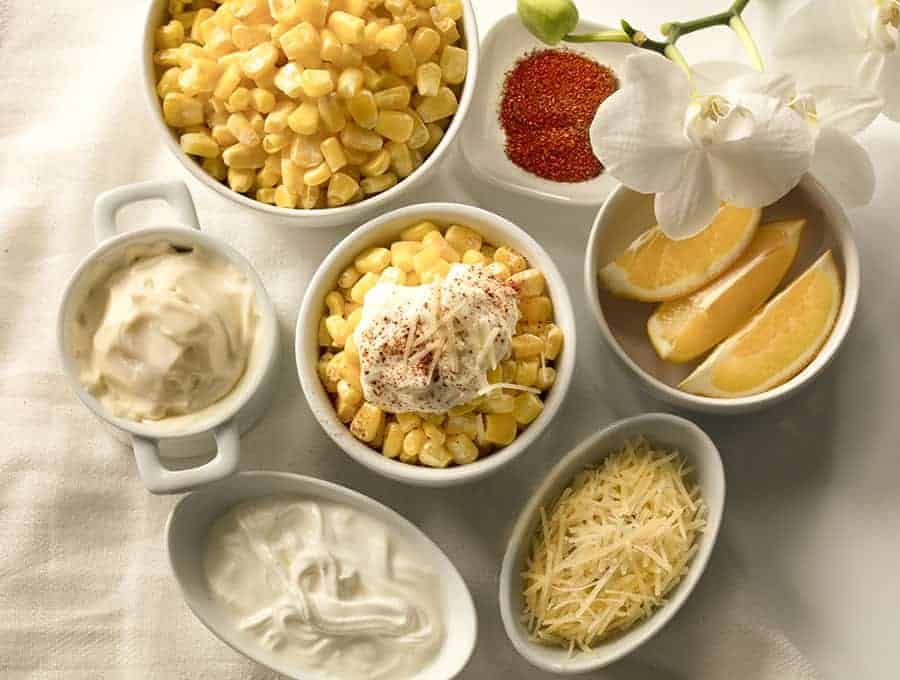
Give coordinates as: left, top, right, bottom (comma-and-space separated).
56, 225, 280, 439
498, 412, 726, 673
141, 0, 480, 227
165, 470, 478, 680
295, 201, 577, 486
583, 175, 861, 414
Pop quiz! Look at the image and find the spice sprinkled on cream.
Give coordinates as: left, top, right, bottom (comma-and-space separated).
354, 264, 520, 413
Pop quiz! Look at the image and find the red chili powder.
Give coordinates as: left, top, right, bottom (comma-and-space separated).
499, 49, 618, 183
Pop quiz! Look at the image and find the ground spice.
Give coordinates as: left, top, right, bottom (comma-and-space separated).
499, 49, 618, 183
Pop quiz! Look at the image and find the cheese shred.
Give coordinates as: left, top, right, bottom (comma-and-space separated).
521, 437, 707, 651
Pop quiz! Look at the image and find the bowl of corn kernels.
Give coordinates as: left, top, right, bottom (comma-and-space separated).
296, 202, 577, 486
143, 0, 477, 227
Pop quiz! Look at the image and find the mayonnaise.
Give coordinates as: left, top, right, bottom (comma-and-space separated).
71, 241, 257, 422
203, 496, 443, 680
353, 264, 519, 413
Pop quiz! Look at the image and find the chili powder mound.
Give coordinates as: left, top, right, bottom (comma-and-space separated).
499, 49, 618, 183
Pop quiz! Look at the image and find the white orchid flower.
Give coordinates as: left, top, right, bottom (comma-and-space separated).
590, 53, 814, 239
696, 62, 882, 207
773, 0, 900, 121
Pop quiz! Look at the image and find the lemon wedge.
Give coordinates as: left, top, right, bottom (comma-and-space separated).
679, 250, 842, 398
599, 204, 762, 302
648, 219, 805, 363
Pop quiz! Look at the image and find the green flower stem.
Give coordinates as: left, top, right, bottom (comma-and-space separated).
562, 29, 630, 43
729, 14, 764, 70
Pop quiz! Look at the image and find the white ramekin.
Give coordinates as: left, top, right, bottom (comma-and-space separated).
584, 175, 860, 415
141, 0, 479, 228
296, 202, 577, 486
499, 413, 725, 673
57, 180, 280, 494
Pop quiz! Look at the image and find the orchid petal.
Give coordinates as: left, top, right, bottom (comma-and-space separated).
810, 127, 876, 206
875, 52, 900, 122
807, 85, 883, 135
692, 61, 756, 95
590, 53, 692, 193
654, 151, 720, 240
707, 96, 814, 207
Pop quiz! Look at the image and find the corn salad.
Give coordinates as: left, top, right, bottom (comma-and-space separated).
153, 0, 467, 210
317, 221, 564, 468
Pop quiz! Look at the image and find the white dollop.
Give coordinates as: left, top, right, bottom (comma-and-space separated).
353, 264, 520, 413
71, 241, 257, 421
203, 496, 443, 680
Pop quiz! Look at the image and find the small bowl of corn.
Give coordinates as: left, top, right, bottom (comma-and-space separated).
296, 202, 577, 486
142, 0, 478, 227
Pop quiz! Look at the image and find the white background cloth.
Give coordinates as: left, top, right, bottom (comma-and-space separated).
2, 1, 898, 678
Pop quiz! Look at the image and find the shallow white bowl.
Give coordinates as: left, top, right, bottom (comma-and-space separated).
141, 0, 479, 228
459, 13, 639, 206
499, 413, 725, 673
584, 175, 860, 414
166, 471, 477, 679
296, 202, 576, 486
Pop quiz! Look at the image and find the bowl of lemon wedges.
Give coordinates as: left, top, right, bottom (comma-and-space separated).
585, 175, 859, 414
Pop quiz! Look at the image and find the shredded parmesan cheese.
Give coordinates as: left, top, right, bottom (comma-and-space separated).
521, 437, 707, 652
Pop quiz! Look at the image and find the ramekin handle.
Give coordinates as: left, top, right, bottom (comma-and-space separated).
131, 421, 240, 495
93, 179, 200, 244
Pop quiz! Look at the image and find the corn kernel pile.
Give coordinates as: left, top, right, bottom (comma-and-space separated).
153, 0, 467, 209
317, 221, 564, 468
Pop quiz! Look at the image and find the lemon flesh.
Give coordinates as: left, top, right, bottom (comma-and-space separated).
648, 219, 805, 363
599, 204, 762, 302
680, 251, 841, 398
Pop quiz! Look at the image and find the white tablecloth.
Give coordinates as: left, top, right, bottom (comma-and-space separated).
2, 1, 898, 678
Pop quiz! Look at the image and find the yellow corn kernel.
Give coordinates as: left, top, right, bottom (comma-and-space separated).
436, 0, 463, 20
374, 110, 413, 143
513, 393, 543, 426
325, 290, 345, 316
388, 43, 417, 76
390, 241, 423, 271
411, 245, 441, 275
156, 20, 185, 49
420, 261, 450, 283
314, 94, 346, 133
460, 249, 486, 266
157, 66, 183, 98
290, 133, 324, 168
520, 296, 553, 323
482, 262, 509, 282
180, 57, 224, 96
335, 67, 364, 99
256, 186, 277, 204
393, 412, 419, 433
264, 100, 296, 133
325, 314, 349, 346
294, 0, 329, 27
271, 183, 295, 208
337, 353, 362, 387
328, 11, 365, 44
400, 221, 439, 241
375, 23, 408, 51
415, 62, 441, 97
241, 42, 279, 79
484, 413, 517, 446
446, 434, 478, 465
232, 22, 273, 51
318, 136, 347, 171
385, 0, 411, 16
545, 325, 563, 360
350, 403, 384, 443
319, 27, 342, 62
341, 122, 384, 152
250, 88, 276, 113
423, 422, 445, 444
163, 92, 204, 127
338, 264, 362, 289
180, 132, 220, 158
511, 334, 543, 359
354, 247, 391, 274
279, 22, 322, 65
410, 26, 440, 62
279, 155, 304, 191
397, 110, 424, 151
319, 318, 333, 347
416, 85, 458, 123
444, 225, 482, 256
300, 184, 321, 209
248, 110, 265, 135
225, 86, 252, 112
361, 172, 398, 195
327, 172, 360, 207
154, 47, 181, 68
286, 101, 319, 135
516, 359, 539, 387
227, 112, 261, 146
482, 392, 515, 414
509, 269, 544, 297
422, 122, 444, 153
176, 43, 213, 68
318, 351, 337, 390
402, 427, 426, 458
378, 265, 406, 285
493, 246, 528, 273
440, 45, 467, 84
499, 359, 516, 383
446, 414, 477, 437
387, 140, 413, 177
336, 381, 362, 423
371, 87, 409, 112
298, 69, 332, 97
487, 366, 502, 386
350, 272, 379, 302
222, 142, 266, 168
344, 333, 360, 363
357, 148, 388, 177
347, 90, 378, 129
382, 422, 404, 458
227, 166, 256, 192
419, 441, 452, 467
202, 156, 228, 181
422, 230, 460, 262
303, 161, 332, 186
271, 63, 302, 98
535, 366, 556, 391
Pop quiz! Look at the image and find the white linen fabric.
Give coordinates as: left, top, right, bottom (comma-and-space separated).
1, 1, 898, 678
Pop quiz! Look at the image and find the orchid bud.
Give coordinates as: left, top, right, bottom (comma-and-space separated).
517, 0, 579, 45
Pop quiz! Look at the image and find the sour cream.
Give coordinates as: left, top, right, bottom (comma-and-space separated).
71, 241, 257, 422
354, 264, 519, 413
203, 496, 443, 680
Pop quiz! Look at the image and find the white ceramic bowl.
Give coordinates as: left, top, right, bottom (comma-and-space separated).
57, 180, 280, 494
166, 471, 477, 679
141, 0, 479, 228
584, 175, 860, 414
296, 202, 576, 486
499, 413, 725, 673
459, 13, 639, 206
